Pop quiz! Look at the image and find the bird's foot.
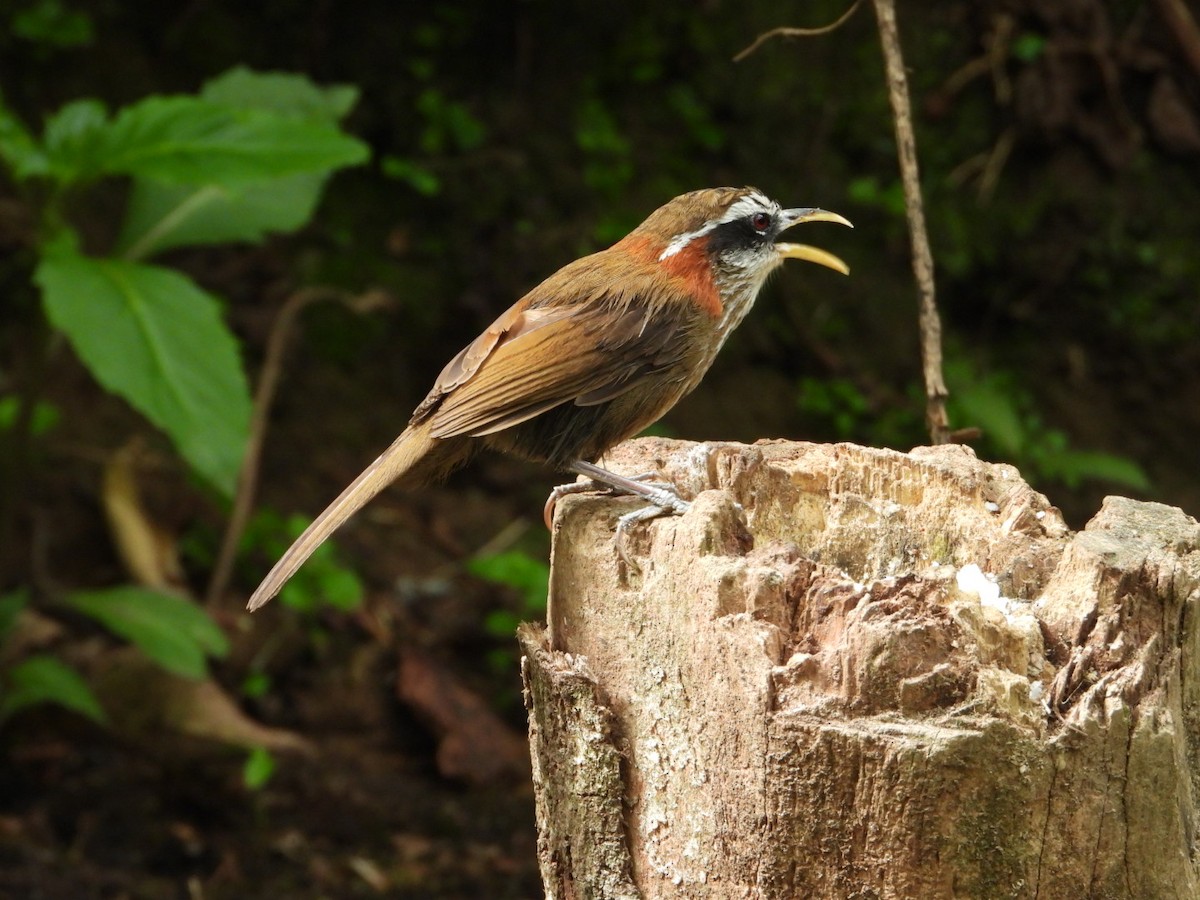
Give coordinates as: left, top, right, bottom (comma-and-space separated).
551, 460, 691, 567
543, 470, 677, 528
544, 477, 604, 528
613, 500, 689, 568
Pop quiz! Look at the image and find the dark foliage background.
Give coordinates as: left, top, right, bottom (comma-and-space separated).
1, 1, 1196, 896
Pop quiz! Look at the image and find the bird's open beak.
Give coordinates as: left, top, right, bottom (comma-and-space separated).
775, 208, 854, 276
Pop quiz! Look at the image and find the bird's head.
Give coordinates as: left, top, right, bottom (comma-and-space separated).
626, 187, 852, 306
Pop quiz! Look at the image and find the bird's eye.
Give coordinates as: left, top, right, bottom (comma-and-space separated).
751, 211, 771, 232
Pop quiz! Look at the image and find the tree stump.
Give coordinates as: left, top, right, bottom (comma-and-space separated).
520, 438, 1200, 899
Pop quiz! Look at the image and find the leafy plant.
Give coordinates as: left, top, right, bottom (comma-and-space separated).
0, 68, 368, 723
0, 590, 105, 724
471, 549, 550, 671
1, 654, 105, 724
847, 175, 907, 218
8, 0, 93, 50
1, 66, 368, 497
797, 376, 873, 440
797, 376, 923, 449
65, 586, 230, 679
946, 357, 1151, 491
0, 584, 231, 724
795, 361, 1149, 496
239, 510, 364, 615
0, 396, 58, 436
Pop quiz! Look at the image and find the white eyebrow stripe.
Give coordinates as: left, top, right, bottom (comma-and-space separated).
658, 191, 778, 260
659, 221, 719, 260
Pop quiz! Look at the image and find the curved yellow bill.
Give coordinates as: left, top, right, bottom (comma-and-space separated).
775, 208, 853, 275
775, 242, 851, 275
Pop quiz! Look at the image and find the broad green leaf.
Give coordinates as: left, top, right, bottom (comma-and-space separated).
1045, 451, 1152, 492
66, 586, 229, 680
112, 71, 365, 257
952, 377, 1024, 457
84, 95, 366, 187
202, 67, 359, 121
1, 655, 106, 723
35, 248, 251, 495
116, 174, 326, 259
39, 98, 109, 183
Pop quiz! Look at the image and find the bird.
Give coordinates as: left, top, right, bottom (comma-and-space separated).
247, 187, 850, 611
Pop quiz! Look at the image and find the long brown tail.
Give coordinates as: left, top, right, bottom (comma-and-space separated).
247, 420, 452, 611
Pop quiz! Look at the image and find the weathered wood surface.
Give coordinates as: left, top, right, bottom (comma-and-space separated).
521, 438, 1200, 899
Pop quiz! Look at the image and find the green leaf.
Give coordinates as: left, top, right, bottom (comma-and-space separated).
241, 671, 271, 699
40, 98, 109, 182
313, 566, 364, 611
952, 376, 1025, 457
1, 655, 106, 723
0, 94, 49, 179
0, 589, 31, 641
242, 745, 277, 789
468, 551, 549, 616
381, 156, 441, 197
69, 95, 366, 187
35, 248, 251, 495
201, 67, 359, 121
65, 586, 229, 680
116, 174, 327, 259
1043, 451, 1152, 492
1012, 34, 1047, 63
113, 71, 365, 258
12, 0, 94, 48
0, 396, 60, 436
483, 609, 521, 637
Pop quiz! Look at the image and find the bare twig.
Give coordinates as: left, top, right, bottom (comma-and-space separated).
977, 127, 1016, 203
933, 14, 1014, 108
204, 286, 392, 607
1154, 0, 1200, 79
870, 0, 952, 444
733, 0, 864, 62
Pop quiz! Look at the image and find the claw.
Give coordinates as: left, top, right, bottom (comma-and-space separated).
564, 459, 691, 566
613, 500, 692, 569
544, 460, 692, 566
543, 470, 682, 529
543, 478, 604, 528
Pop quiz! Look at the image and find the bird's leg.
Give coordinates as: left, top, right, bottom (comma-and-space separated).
612, 502, 683, 568
543, 467, 678, 528
569, 460, 690, 514
539, 460, 690, 569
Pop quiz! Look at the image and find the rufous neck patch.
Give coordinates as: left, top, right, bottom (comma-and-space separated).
616, 234, 721, 317
659, 238, 720, 316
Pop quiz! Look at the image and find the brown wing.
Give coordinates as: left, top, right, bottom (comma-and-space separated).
417, 282, 690, 441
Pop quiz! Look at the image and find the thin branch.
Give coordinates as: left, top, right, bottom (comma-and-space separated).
733, 0, 864, 63
1154, 0, 1200, 79
870, 0, 952, 444
204, 286, 392, 607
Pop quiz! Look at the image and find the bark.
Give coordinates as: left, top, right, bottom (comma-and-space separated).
521, 438, 1200, 899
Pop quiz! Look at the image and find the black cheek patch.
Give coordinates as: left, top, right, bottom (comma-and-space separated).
707, 219, 765, 256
